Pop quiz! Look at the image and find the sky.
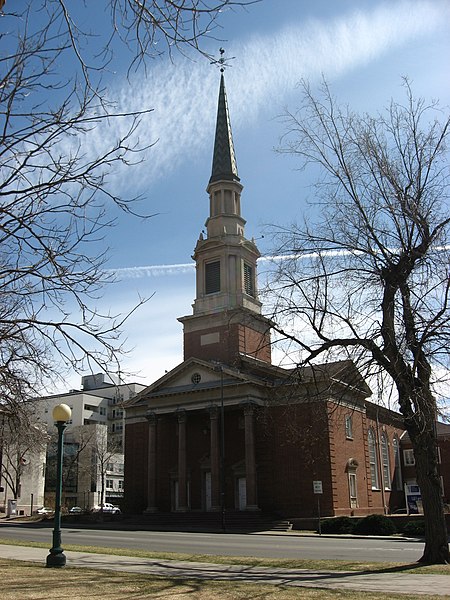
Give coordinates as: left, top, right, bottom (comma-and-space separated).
55, 0, 450, 392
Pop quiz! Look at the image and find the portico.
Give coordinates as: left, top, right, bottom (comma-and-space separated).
136, 360, 264, 515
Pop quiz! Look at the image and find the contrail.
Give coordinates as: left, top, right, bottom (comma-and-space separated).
108, 243, 450, 280
107, 263, 195, 279
105, 252, 349, 280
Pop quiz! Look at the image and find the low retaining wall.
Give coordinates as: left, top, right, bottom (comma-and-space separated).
290, 513, 450, 532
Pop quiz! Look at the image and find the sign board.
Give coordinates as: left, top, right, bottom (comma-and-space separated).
7, 499, 17, 517
313, 480, 323, 495
404, 483, 422, 514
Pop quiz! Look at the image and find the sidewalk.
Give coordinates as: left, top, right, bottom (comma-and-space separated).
0, 544, 449, 596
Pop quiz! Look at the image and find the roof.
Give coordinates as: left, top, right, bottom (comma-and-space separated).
124, 356, 373, 416
238, 355, 372, 396
401, 420, 450, 443
209, 73, 240, 185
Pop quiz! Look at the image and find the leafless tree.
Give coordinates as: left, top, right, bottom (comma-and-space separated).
86, 425, 123, 513
0, 1, 257, 414
0, 406, 48, 500
59, 426, 97, 504
267, 79, 450, 563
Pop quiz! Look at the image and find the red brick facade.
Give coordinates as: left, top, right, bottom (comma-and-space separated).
124, 359, 416, 519
182, 318, 272, 366
123, 73, 450, 524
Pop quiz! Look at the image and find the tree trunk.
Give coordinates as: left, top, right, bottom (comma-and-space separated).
411, 431, 449, 564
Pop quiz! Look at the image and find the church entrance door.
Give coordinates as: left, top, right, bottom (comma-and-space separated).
237, 477, 247, 510
204, 471, 212, 510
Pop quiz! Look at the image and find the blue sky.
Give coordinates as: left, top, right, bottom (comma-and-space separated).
58, 0, 450, 391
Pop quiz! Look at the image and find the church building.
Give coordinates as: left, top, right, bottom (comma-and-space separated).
123, 73, 434, 527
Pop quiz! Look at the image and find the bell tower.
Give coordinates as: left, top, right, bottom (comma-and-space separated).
179, 68, 272, 366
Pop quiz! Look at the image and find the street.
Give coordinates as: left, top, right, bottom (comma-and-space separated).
0, 523, 425, 563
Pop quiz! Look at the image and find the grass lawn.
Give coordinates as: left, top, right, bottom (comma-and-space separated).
0, 537, 449, 599
1, 559, 449, 600
1, 537, 449, 575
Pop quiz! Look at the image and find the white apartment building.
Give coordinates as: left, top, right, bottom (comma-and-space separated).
30, 374, 145, 510
0, 431, 47, 517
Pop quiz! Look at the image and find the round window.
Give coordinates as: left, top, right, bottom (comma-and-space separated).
191, 372, 201, 385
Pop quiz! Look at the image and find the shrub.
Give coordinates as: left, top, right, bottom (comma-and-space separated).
319, 516, 356, 534
354, 514, 397, 536
402, 520, 425, 537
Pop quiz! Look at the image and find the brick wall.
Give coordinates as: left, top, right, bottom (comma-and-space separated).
124, 395, 408, 519
183, 321, 271, 364
255, 401, 333, 518
123, 421, 148, 513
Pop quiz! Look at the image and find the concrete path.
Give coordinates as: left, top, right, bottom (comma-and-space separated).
0, 544, 449, 596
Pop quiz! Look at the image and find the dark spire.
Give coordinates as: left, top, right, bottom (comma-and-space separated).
209, 72, 240, 185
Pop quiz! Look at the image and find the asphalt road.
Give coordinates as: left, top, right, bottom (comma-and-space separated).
0, 523, 425, 563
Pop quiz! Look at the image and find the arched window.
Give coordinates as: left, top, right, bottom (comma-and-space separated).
368, 428, 379, 489
392, 435, 402, 490
381, 432, 391, 490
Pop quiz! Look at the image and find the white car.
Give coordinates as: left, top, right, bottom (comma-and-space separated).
91, 503, 121, 514
36, 507, 54, 515
69, 506, 84, 514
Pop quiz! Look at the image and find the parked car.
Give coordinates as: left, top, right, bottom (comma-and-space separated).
36, 507, 53, 515
69, 506, 84, 514
91, 503, 121, 515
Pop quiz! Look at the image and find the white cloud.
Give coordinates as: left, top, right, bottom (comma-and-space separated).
51, 0, 450, 391
225, 0, 449, 126
65, 1, 449, 198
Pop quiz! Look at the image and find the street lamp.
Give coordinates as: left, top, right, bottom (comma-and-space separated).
46, 403, 72, 568
213, 364, 226, 531
219, 366, 225, 532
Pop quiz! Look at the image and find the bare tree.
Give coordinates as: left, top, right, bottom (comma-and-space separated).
96, 433, 123, 512
61, 426, 97, 506
0, 1, 257, 413
268, 79, 450, 563
44, 423, 122, 511
0, 406, 48, 500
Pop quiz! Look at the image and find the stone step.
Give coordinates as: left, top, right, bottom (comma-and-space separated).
138, 511, 292, 532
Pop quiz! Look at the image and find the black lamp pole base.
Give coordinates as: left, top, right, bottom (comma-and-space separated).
46, 550, 66, 568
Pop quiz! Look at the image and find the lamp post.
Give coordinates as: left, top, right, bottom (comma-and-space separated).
220, 366, 225, 532
46, 403, 72, 568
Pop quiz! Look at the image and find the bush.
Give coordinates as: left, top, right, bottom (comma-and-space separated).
402, 520, 425, 537
319, 516, 356, 534
354, 514, 397, 536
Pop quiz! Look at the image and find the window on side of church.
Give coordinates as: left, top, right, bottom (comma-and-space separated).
348, 472, 358, 508
345, 415, 353, 439
244, 262, 255, 297
368, 428, 379, 489
392, 435, 402, 491
381, 432, 391, 490
205, 260, 221, 294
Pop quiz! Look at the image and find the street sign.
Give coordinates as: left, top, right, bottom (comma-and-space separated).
313, 480, 323, 494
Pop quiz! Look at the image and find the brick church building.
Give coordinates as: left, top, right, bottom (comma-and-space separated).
124, 73, 449, 526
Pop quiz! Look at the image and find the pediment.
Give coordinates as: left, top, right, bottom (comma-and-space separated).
126, 357, 263, 411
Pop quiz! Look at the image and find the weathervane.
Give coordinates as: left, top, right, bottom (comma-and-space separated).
211, 47, 235, 72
